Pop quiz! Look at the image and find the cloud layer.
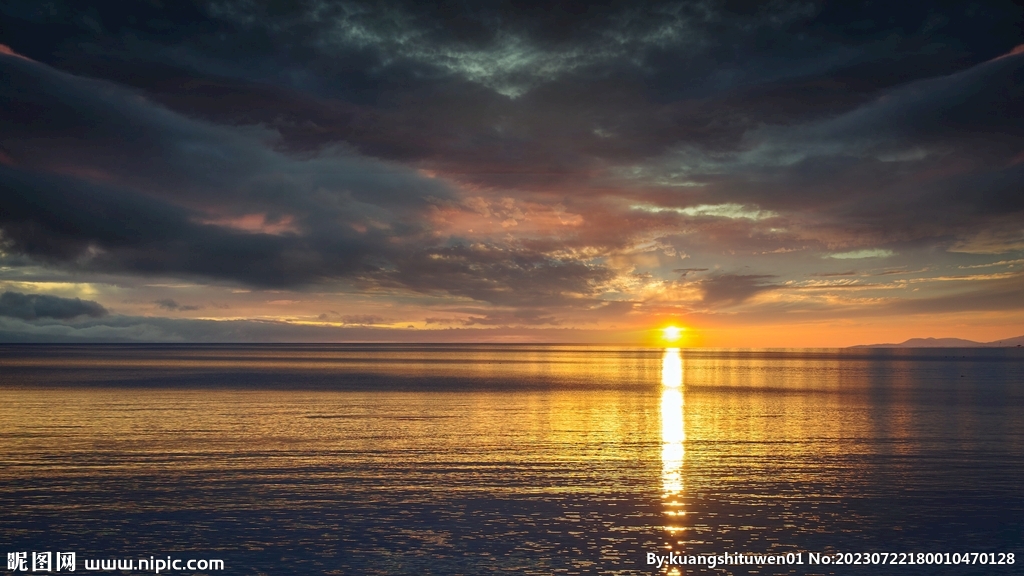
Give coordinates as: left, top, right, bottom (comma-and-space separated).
1, 1, 1023, 344
0, 291, 108, 321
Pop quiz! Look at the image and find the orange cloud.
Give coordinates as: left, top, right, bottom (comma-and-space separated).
0, 44, 32, 62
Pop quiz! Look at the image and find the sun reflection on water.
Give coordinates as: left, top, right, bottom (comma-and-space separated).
660, 347, 685, 568
661, 347, 683, 389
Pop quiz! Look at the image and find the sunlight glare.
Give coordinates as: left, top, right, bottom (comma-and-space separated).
662, 326, 682, 342
661, 347, 682, 388
661, 347, 685, 501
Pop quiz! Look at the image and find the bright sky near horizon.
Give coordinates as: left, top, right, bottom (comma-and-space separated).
1, 1, 1023, 346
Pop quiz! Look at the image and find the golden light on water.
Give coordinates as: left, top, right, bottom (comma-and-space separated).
661, 387, 684, 495
661, 347, 683, 388
661, 346, 685, 553
2, 344, 1017, 576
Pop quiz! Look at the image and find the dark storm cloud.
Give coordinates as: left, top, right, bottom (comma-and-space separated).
0, 49, 453, 211
634, 47, 1024, 253
0, 50, 434, 286
0, 164, 372, 286
0, 0, 1023, 327
5, 0, 1020, 190
6, 0, 780, 98
0, 291, 108, 320
0, 45, 618, 306
741, 44, 1024, 173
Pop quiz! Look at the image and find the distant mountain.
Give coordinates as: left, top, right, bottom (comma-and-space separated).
853, 335, 1024, 348
986, 335, 1024, 347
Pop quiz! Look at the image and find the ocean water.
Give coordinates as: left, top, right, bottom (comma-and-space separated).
1, 345, 1022, 575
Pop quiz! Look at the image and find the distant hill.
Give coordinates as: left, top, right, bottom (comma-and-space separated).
985, 335, 1024, 347
853, 335, 1024, 348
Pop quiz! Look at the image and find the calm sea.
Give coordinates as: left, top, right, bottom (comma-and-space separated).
1, 345, 1022, 575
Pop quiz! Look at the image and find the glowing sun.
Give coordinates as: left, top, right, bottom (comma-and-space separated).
662, 326, 683, 342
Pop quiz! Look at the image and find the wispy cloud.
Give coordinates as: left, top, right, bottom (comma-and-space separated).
631, 203, 778, 220
827, 249, 895, 260
155, 299, 201, 312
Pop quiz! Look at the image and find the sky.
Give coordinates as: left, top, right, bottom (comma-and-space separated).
1, 0, 1023, 346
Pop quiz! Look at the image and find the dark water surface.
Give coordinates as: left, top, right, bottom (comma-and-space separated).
1, 345, 1022, 575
